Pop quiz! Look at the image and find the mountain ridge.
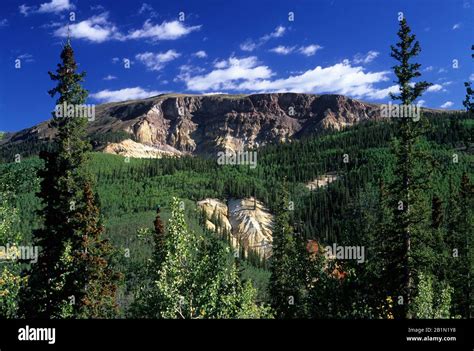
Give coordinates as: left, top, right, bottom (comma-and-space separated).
0, 92, 446, 157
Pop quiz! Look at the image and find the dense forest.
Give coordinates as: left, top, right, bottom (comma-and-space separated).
1, 109, 472, 317
0, 18, 473, 319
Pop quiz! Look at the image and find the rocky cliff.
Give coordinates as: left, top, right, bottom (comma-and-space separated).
198, 197, 274, 258
1, 93, 382, 156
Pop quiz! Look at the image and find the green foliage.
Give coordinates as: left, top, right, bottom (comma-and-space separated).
20, 41, 118, 318
381, 17, 434, 318
411, 272, 453, 319
463, 46, 474, 112
1, 110, 472, 319
0, 193, 25, 318
132, 197, 272, 318
269, 183, 306, 318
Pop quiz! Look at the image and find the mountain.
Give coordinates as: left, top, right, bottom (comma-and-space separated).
0, 93, 385, 157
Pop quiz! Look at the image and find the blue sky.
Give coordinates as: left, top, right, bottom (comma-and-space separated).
0, 0, 473, 131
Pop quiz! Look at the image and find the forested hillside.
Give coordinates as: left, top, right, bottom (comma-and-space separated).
1, 111, 472, 318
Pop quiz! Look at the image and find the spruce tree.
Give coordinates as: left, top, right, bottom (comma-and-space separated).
462, 45, 474, 113
268, 182, 306, 318
75, 183, 120, 318
446, 173, 473, 318
384, 17, 432, 318
153, 206, 166, 267
20, 40, 117, 318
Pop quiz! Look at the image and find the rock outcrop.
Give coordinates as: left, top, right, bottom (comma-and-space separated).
1, 93, 383, 156
197, 197, 274, 259
305, 172, 338, 190
102, 139, 182, 158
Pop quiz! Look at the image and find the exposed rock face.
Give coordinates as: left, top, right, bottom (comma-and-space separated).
228, 198, 273, 259
197, 198, 232, 234
305, 172, 338, 190
102, 139, 182, 158
197, 197, 274, 259
1, 93, 383, 155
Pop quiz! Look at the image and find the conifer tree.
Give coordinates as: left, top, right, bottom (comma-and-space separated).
446, 173, 473, 318
20, 40, 117, 318
462, 45, 474, 113
75, 182, 120, 318
384, 17, 432, 318
268, 182, 306, 318
153, 206, 166, 267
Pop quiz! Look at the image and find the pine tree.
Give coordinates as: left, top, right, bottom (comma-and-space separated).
446, 173, 473, 318
75, 182, 120, 318
153, 206, 166, 267
385, 17, 432, 318
463, 82, 474, 113
268, 182, 306, 318
462, 45, 474, 113
20, 40, 117, 318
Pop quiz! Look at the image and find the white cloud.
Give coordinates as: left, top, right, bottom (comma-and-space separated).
452, 23, 461, 30
112, 57, 120, 63
54, 16, 200, 43
138, 3, 157, 17
417, 100, 426, 107
193, 50, 207, 58
423, 66, 434, 72
269, 44, 322, 56
240, 26, 286, 52
40, 21, 62, 29
38, 0, 74, 14
470, 73, 474, 81
54, 13, 122, 43
182, 56, 273, 91
135, 50, 181, 71
353, 50, 380, 64
20, 0, 73, 16
127, 20, 200, 41
269, 46, 295, 55
213, 59, 228, 69
364, 84, 400, 100
90, 87, 161, 103
181, 56, 394, 100
103, 75, 117, 81
427, 84, 443, 92
440, 101, 453, 109
299, 44, 323, 56
0, 19, 8, 27
262, 25, 286, 40
240, 40, 258, 52
19, 4, 32, 16
17, 53, 34, 63
438, 68, 447, 73
175, 64, 206, 82
90, 4, 105, 11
